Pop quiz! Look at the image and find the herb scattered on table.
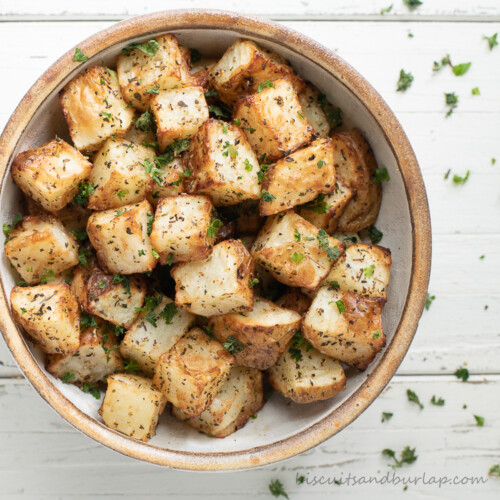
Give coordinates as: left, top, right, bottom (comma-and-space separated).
382, 446, 418, 468
455, 367, 469, 382
397, 69, 414, 92
407, 389, 424, 409
269, 479, 289, 499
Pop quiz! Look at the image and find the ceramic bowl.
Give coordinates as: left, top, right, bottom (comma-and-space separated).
0, 9, 431, 470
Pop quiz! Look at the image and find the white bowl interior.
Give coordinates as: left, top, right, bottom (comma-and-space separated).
0, 28, 412, 455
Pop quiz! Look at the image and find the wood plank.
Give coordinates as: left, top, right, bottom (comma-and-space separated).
0, 376, 498, 497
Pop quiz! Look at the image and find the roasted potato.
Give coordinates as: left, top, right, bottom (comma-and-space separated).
100, 373, 167, 442
153, 328, 234, 417
172, 366, 263, 437
210, 296, 302, 370
275, 288, 312, 315
297, 84, 331, 138
302, 286, 386, 370
190, 57, 217, 90
146, 156, 187, 204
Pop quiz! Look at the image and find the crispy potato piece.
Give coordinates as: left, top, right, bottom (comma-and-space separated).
324, 243, 391, 300
210, 296, 302, 370
86, 200, 157, 274
120, 295, 195, 376
117, 34, 191, 111
172, 366, 263, 437
5, 215, 79, 285
87, 138, 154, 210
332, 130, 382, 232
298, 84, 331, 138
146, 156, 187, 205
276, 288, 311, 315
209, 39, 303, 106
150, 86, 209, 152
46, 320, 123, 384
260, 138, 336, 216
10, 283, 80, 354
190, 57, 217, 90
152, 328, 234, 417
302, 287, 386, 370
100, 374, 167, 442
233, 78, 314, 163
59, 66, 135, 152
268, 340, 346, 403
171, 239, 254, 316
71, 264, 146, 328
150, 194, 216, 264
251, 211, 344, 290
11, 138, 92, 213
186, 118, 260, 206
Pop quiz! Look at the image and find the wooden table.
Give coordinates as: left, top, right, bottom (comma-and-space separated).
0, 2, 499, 498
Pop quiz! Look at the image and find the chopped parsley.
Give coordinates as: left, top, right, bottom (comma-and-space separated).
223, 335, 244, 355
244, 159, 253, 172
455, 367, 469, 382
81, 383, 101, 399
99, 111, 113, 122
257, 164, 269, 183
483, 33, 498, 50
430, 395, 445, 406
269, 479, 289, 499
122, 39, 160, 56
325, 280, 340, 289
294, 229, 301, 242
80, 311, 98, 330
373, 167, 390, 183
147, 213, 154, 236
317, 228, 340, 261
205, 89, 218, 98
433, 54, 451, 72
112, 274, 131, 295
368, 225, 383, 244
317, 93, 343, 128
97, 280, 108, 289
159, 302, 178, 324
135, 109, 156, 133
425, 293, 435, 310
335, 300, 346, 314
317, 160, 326, 169
397, 69, 414, 92
71, 228, 88, 243
407, 389, 424, 409
364, 265, 375, 278
452, 170, 470, 184
302, 193, 331, 214
73, 48, 89, 62
403, 0, 422, 8
472, 87, 480, 96
73, 181, 95, 206
123, 359, 139, 375
248, 278, 260, 288
222, 141, 238, 159
40, 269, 56, 285
101, 335, 119, 363
445, 92, 459, 117
288, 331, 313, 362
259, 190, 276, 202
61, 372, 76, 383
257, 80, 275, 93
380, 4, 393, 14
117, 189, 129, 200
381, 412, 393, 422
474, 415, 485, 427
452, 62, 471, 76
3, 213, 23, 243
208, 103, 232, 119
289, 252, 305, 264
372, 330, 381, 339
145, 85, 160, 95
143, 158, 164, 186
489, 464, 500, 478
207, 217, 223, 239
77, 247, 93, 269
382, 446, 418, 468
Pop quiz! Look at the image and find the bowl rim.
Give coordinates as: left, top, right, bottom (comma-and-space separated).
0, 9, 431, 471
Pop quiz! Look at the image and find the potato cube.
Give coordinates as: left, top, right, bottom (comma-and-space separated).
117, 34, 191, 112
171, 239, 254, 316
86, 199, 157, 274
11, 138, 92, 213
332, 130, 382, 232
150, 194, 216, 264
190, 57, 217, 90
60, 66, 135, 152
233, 78, 314, 163
251, 211, 344, 290
152, 328, 234, 417
302, 287, 386, 370
150, 86, 209, 152
172, 366, 263, 437
209, 39, 303, 106
146, 156, 187, 205
298, 84, 331, 138
5, 215, 79, 285
260, 138, 336, 216
186, 118, 260, 206
268, 338, 346, 403
87, 138, 154, 210
99, 374, 167, 442
275, 289, 311, 316
71, 264, 147, 328
210, 297, 301, 370
10, 283, 80, 354
120, 295, 195, 375
46, 319, 123, 384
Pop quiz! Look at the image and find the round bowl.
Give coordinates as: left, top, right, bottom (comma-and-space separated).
0, 9, 431, 470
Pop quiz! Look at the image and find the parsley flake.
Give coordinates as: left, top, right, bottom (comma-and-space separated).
122, 39, 160, 56
289, 252, 305, 264
397, 69, 414, 92
73, 48, 89, 62
257, 80, 275, 93
269, 479, 289, 499
407, 389, 424, 409
223, 335, 244, 355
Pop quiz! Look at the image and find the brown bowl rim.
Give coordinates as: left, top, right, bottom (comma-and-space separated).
0, 9, 431, 471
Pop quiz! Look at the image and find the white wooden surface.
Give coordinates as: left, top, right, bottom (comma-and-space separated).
0, 2, 499, 499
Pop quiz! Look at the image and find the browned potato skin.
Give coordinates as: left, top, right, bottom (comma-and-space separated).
209, 297, 302, 370
59, 66, 135, 152
233, 79, 314, 163
153, 328, 235, 417
276, 289, 312, 316
332, 129, 382, 233
260, 138, 336, 216
10, 283, 80, 355
190, 57, 217, 91
172, 366, 264, 438
11, 138, 92, 213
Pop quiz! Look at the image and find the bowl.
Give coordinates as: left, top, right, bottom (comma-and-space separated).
0, 9, 431, 470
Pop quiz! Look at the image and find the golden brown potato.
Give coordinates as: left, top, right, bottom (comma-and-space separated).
275, 288, 312, 315
150, 86, 209, 152
186, 118, 260, 206
297, 84, 331, 138
302, 287, 386, 370
11, 138, 92, 213
268, 337, 346, 403
152, 328, 234, 417
172, 366, 263, 437
209, 296, 302, 370
233, 78, 314, 163
59, 66, 135, 152
209, 39, 304, 106
150, 194, 216, 264
117, 34, 191, 111
260, 138, 336, 216
120, 295, 195, 376
323, 243, 391, 300
87, 138, 154, 210
10, 283, 80, 354
190, 57, 217, 90
86, 200, 157, 274
46, 320, 123, 384
251, 210, 344, 290
332, 130, 382, 232
5, 215, 79, 285
171, 239, 254, 316
100, 373, 167, 442
71, 264, 147, 328
146, 156, 187, 205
